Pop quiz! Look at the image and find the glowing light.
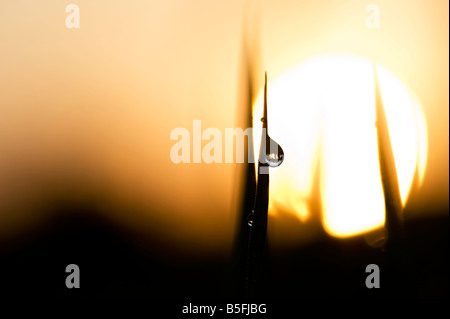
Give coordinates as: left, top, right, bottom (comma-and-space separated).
253, 55, 427, 237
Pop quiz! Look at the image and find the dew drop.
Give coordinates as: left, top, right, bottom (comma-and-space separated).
265, 138, 284, 167
247, 211, 255, 227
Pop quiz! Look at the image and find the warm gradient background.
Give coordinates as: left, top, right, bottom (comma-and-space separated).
0, 0, 448, 300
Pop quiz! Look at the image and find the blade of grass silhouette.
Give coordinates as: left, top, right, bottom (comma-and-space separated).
246, 72, 284, 298
373, 62, 404, 244
261, 72, 284, 168
230, 1, 261, 298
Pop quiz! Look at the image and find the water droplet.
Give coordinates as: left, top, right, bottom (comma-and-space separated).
247, 211, 255, 227
265, 138, 284, 167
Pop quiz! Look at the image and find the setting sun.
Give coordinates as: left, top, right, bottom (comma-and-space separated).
253, 55, 428, 237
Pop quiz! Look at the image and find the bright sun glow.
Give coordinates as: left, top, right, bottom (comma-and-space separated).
253, 55, 427, 237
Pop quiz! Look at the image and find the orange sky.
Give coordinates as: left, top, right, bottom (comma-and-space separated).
0, 0, 447, 256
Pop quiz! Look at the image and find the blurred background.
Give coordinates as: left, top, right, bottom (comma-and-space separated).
0, 0, 448, 300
